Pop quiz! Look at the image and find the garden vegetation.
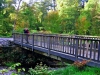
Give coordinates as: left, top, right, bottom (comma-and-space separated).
0, 0, 100, 36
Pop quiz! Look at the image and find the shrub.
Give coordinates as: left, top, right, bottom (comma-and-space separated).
72, 60, 91, 68
28, 62, 50, 75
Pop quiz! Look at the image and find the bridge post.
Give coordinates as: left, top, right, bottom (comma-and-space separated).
21, 34, 23, 47
98, 41, 100, 61
85, 40, 89, 58
48, 36, 51, 56
13, 33, 15, 41
62, 37, 64, 52
32, 34, 34, 52
75, 38, 79, 60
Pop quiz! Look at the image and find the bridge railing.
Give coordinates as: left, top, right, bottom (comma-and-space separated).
13, 33, 100, 62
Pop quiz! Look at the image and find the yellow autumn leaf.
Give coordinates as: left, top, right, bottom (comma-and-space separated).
9, 13, 17, 20
3, 10, 6, 14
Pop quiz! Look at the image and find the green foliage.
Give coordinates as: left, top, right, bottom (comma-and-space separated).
0, 69, 8, 75
28, 62, 50, 75
5, 61, 15, 67
50, 65, 100, 75
56, 0, 80, 34
1, 62, 100, 75
0, 0, 100, 36
9, 63, 25, 75
75, 12, 91, 35
0, 1, 14, 37
9, 63, 21, 70
0, 63, 25, 75
43, 10, 61, 33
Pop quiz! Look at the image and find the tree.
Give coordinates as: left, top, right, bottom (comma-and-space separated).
0, 0, 15, 36
75, 13, 91, 35
56, 0, 80, 34
89, 0, 100, 35
43, 10, 60, 33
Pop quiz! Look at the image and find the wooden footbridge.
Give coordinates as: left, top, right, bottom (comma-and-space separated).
13, 33, 100, 67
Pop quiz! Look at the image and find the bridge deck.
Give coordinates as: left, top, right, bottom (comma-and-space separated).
13, 33, 100, 67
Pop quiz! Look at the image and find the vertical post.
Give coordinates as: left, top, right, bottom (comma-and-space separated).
75, 38, 79, 60
98, 41, 100, 61
48, 36, 51, 56
26, 34, 28, 43
32, 34, 34, 52
90, 40, 93, 59
86, 40, 89, 58
73, 39, 75, 55
21, 34, 23, 47
62, 37, 64, 52
13, 33, 15, 42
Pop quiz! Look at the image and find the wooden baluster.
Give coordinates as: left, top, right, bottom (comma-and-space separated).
79, 39, 82, 56
83, 40, 85, 57
75, 38, 79, 60
21, 34, 23, 47
62, 37, 64, 52
86, 40, 89, 58
32, 34, 34, 52
90, 40, 93, 59
13, 33, 15, 42
93, 41, 96, 60
98, 41, 100, 61
69, 38, 72, 54
48, 36, 51, 56
73, 39, 75, 55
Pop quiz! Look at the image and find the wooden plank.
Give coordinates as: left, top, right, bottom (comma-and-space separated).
75, 39, 78, 60
98, 41, 100, 61
62, 37, 64, 52
32, 35, 34, 51
79, 39, 82, 56
90, 40, 93, 59
93, 41, 96, 60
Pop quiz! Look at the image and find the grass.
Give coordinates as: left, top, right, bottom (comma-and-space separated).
2, 61, 100, 75
27, 60, 100, 75
49, 65, 100, 75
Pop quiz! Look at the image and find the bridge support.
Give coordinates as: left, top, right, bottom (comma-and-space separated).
75, 39, 79, 60
48, 37, 51, 56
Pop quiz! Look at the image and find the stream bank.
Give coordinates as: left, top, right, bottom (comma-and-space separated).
0, 47, 72, 66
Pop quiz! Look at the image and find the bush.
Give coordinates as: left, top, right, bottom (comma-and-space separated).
28, 62, 50, 75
